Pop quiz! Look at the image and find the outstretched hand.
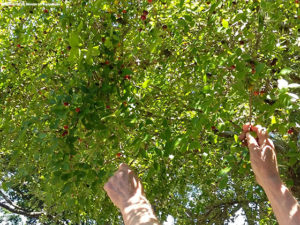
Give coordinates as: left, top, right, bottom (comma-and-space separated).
104, 163, 145, 212
239, 124, 280, 187
104, 164, 160, 225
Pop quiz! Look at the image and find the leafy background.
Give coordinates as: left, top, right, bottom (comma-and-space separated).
0, 0, 299, 224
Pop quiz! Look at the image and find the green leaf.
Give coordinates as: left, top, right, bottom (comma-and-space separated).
142, 79, 150, 89
62, 182, 72, 194
218, 167, 231, 176
280, 68, 292, 75
69, 32, 80, 47
222, 19, 229, 28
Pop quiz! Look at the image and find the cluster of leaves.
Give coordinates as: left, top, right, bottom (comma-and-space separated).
0, 0, 299, 224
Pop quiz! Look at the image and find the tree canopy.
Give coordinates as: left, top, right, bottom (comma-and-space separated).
0, 0, 299, 224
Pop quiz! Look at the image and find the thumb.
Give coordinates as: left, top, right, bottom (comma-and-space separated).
246, 132, 259, 152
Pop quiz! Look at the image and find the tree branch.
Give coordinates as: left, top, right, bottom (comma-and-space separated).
0, 201, 43, 218
0, 190, 25, 211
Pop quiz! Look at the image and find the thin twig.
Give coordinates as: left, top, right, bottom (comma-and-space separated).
249, 89, 253, 126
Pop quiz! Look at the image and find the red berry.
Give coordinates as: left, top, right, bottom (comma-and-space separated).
296, 0, 299, 3
64, 102, 69, 106
102, 37, 106, 42
253, 91, 259, 96
105, 60, 109, 65
259, 91, 265, 96
75, 107, 80, 113
143, 10, 149, 15
162, 25, 167, 30
230, 65, 236, 70
211, 126, 216, 131
148, 0, 152, 3
116, 153, 121, 158
124, 75, 131, 80
17, 44, 21, 48
106, 105, 110, 109
64, 125, 69, 130
43, 9, 48, 13
122, 9, 127, 13
251, 69, 256, 74
123, 101, 128, 107
141, 15, 146, 21
62, 130, 68, 137
288, 129, 294, 134
239, 40, 245, 45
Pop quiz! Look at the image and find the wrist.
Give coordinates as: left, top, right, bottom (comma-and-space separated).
259, 175, 282, 190
121, 195, 158, 225
121, 195, 151, 213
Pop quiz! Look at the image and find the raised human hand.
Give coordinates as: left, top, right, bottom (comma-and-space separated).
239, 124, 280, 187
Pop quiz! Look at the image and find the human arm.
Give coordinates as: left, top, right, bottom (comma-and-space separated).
240, 124, 300, 225
104, 163, 160, 225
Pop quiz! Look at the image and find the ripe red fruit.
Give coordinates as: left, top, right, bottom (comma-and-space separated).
105, 60, 109, 65
253, 91, 259, 96
211, 126, 216, 131
143, 10, 149, 15
124, 75, 131, 80
64, 102, 69, 106
288, 129, 294, 134
116, 153, 122, 158
43, 9, 49, 13
230, 65, 236, 70
162, 25, 167, 30
106, 105, 111, 109
75, 107, 80, 113
122, 9, 127, 13
141, 15, 146, 21
148, 0, 152, 3
296, 0, 299, 3
62, 130, 68, 137
17, 44, 21, 48
259, 91, 265, 96
239, 40, 245, 45
64, 125, 69, 130
251, 68, 256, 74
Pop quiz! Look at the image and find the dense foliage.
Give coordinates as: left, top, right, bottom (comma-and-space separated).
0, 0, 299, 224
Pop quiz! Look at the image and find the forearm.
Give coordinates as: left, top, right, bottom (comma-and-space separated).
121, 197, 160, 225
261, 178, 300, 225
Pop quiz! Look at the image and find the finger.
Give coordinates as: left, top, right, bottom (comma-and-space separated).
104, 180, 114, 193
135, 175, 145, 195
252, 125, 268, 146
239, 132, 246, 141
246, 132, 259, 152
119, 163, 131, 171
266, 138, 275, 149
242, 123, 251, 132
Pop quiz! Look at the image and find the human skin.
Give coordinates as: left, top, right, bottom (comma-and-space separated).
104, 125, 300, 225
104, 163, 160, 225
240, 124, 300, 225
